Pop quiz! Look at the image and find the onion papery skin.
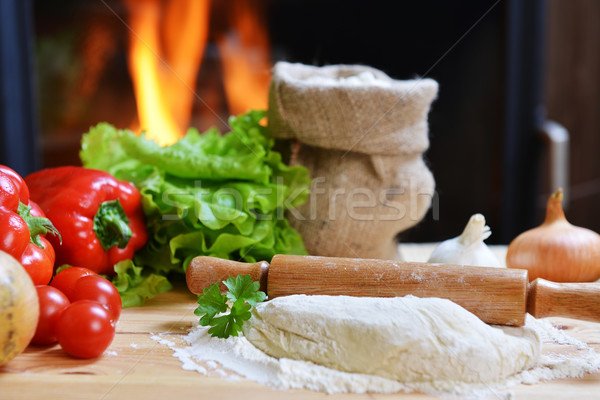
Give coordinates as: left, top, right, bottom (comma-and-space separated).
507, 190, 600, 282
1, 250, 39, 366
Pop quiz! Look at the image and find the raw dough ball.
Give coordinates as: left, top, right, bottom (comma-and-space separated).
243, 295, 540, 387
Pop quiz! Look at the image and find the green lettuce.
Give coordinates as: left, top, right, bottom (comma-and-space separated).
80, 110, 310, 306
111, 260, 173, 308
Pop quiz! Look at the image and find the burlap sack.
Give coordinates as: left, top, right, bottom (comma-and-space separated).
268, 62, 437, 260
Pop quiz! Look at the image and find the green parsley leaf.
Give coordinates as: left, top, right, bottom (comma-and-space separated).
194, 283, 228, 326
194, 274, 266, 338
208, 300, 252, 338
224, 275, 267, 306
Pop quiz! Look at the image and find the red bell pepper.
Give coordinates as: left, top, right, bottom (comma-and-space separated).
0, 165, 60, 285
25, 166, 148, 276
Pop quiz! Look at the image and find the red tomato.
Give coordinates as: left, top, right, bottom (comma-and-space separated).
50, 266, 96, 299
31, 285, 70, 345
0, 212, 30, 261
0, 165, 30, 203
0, 171, 20, 210
57, 300, 115, 359
71, 275, 122, 322
20, 237, 55, 285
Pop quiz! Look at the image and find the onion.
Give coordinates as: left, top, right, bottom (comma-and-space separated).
506, 189, 600, 282
1, 250, 39, 366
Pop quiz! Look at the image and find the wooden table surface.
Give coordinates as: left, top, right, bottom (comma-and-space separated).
2, 246, 600, 400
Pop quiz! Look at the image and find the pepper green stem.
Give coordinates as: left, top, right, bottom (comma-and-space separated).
18, 202, 62, 247
93, 199, 132, 251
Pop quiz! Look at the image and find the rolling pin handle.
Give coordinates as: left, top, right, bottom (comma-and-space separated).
527, 278, 600, 323
186, 256, 269, 295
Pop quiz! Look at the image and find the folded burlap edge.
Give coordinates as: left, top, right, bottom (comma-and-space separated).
268, 62, 439, 156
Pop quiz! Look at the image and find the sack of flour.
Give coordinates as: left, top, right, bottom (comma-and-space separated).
268, 62, 437, 260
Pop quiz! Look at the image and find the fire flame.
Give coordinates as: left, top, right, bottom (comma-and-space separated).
125, 0, 209, 146
217, 0, 271, 116
125, 0, 271, 146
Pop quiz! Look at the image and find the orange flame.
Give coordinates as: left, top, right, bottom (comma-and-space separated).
125, 0, 209, 146
217, 0, 271, 116
125, 0, 270, 146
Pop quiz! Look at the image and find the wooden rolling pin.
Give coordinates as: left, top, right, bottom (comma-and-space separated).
186, 254, 600, 326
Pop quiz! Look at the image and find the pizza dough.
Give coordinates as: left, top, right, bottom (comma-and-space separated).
242, 295, 540, 387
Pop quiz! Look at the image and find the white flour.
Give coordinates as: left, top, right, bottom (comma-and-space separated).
152, 313, 600, 397
303, 70, 392, 87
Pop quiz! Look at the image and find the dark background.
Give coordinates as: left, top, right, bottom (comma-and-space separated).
1, 0, 598, 244
267, 0, 513, 243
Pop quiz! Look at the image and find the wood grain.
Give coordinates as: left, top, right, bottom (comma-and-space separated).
0, 280, 599, 399
186, 255, 530, 325
187, 254, 600, 326
186, 256, 269, 293
268, 255, 528, 326
528, 279, 600, 322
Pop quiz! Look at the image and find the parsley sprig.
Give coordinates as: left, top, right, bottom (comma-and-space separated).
194, 275, 266, 338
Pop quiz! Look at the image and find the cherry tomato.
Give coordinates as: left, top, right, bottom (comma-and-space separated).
0, 212, 30, 261
57, 300, 115, 359
31, 285, 70, 345
0, 165, 30, 203
71, 274, 122, 322
50, 266, 96, 299
20, 237, 55, 285
0, 171, 20, 210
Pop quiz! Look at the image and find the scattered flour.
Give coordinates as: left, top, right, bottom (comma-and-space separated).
152, 314, 600, 398
303, 71, 392, 88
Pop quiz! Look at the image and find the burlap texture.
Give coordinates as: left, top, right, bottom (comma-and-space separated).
268, 62, 437, 259
268, 62, 438, 155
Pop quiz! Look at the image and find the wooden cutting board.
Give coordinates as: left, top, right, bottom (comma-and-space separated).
2, 251, 600, 399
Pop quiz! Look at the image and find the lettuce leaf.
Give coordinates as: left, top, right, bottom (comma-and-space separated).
111, 260, 173, 308
80, 110, 310, 306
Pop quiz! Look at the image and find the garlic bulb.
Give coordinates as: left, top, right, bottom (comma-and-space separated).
427, 214, 503, 268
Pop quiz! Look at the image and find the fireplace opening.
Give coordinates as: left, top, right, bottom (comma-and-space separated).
34, 0, 272, 156
2, 0, 563, 243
